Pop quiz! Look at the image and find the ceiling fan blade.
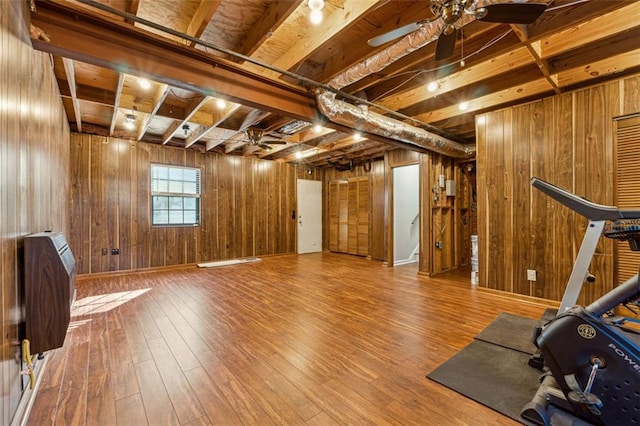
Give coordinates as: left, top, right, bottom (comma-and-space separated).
258, 143, 273, 150
478, 3, 547, 24
240, 109, 266, 131
435, 28, 457, 61
367, 20, 425, 47
262, 137, 287, 144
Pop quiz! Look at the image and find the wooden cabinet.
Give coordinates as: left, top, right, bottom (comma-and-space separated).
24, 232, 76, 353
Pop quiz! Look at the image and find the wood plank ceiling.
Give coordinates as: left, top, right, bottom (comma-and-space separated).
30, 0, 640, 169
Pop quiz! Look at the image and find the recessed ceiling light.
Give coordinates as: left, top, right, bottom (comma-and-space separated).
138, 78, 151, 90
312, 123, 323, 133
354, 131, 362, 141
427, 81, 439, 92
295, 151, 303, 159
215, 98, 226, 109
459, 101, 469, 111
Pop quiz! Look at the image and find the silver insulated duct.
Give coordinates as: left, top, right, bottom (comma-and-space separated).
317, 90, 475, 158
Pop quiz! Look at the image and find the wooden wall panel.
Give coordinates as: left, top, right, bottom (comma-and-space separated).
328, 180, 349, 253
476, 73, 640, 303
69, 136, 298, 274
1, 2, 71, 422
371, 173, 385, 261
357, 178, 370, 256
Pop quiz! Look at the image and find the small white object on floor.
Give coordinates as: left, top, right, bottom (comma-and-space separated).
197, 257, 261, 268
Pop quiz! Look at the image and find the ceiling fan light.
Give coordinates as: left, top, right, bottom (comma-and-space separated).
309, 9, 323, 25
308, 0, 324, 11
473, 7, 488, 20
443, 24, 455, 36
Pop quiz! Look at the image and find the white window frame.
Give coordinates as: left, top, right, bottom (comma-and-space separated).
150, 164, 201, 226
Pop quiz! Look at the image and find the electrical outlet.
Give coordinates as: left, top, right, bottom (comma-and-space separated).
101, 248, 108, 256
111, 248, 120, 255
527, 269, 537, 281
435, 241, 443, 249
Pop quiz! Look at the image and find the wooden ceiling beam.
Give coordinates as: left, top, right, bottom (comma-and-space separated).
236, 1, 303, 57
186, 103, 241, 148
109, 73, 124, 136
62, 58, 82, 132
538, 2, 640, 59
414, 77, 552, 124
186, 0, 222, 46
124, 0, 140, 25
138, 83, 169, 141
255, 0, 385, 79
526, 1, 627, 41
553, 48, 640, 89
547, 28, 640, 76
378, 46, 534, 112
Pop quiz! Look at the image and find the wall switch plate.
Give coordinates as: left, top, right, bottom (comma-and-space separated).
101, 248, 108, 256
111, 248, 120, 255
527, 269, 537, 281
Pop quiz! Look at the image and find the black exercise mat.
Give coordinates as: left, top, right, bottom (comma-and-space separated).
428, 339, 541, 423
428, 313, 594, 425
474, 312, 538, 355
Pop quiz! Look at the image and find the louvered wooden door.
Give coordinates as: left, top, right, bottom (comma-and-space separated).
616, 116, 640, 282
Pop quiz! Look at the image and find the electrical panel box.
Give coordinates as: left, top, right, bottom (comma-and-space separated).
445, 180, 456, 197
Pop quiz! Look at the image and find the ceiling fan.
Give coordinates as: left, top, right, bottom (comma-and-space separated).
368, 0, 547, 60
244, 127, 287, 150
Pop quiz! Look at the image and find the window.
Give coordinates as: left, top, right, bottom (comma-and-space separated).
150, 164, 200, 226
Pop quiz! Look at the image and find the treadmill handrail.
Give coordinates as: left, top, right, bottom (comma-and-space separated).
531, 178, 640, 221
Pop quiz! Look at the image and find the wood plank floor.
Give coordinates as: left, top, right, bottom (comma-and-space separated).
27, 252, 551, 425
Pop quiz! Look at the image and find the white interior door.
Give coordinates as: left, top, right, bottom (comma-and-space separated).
297, 179, 323, 254
393, 164, 420, 265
